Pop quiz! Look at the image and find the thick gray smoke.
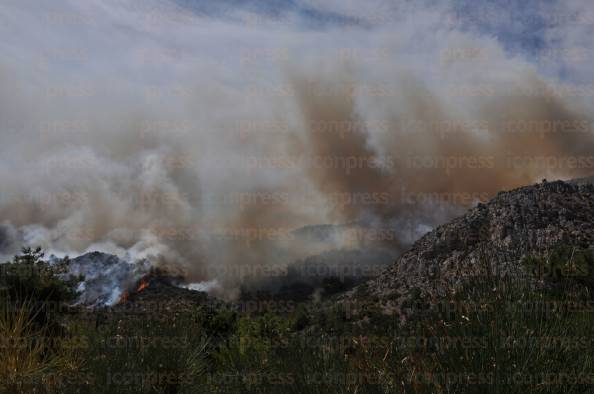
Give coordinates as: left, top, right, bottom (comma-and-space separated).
1, 0, 593, 301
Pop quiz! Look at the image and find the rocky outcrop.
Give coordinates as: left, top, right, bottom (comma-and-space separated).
344, 179, 594, 316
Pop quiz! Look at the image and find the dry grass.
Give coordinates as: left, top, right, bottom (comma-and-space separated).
0, 298, 79, 393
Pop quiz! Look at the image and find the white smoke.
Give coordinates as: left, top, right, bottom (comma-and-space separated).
182, 280, 220, 293
0, 0, 593, 300
49, 252, 151, 306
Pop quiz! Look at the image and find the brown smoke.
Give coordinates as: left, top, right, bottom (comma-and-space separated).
291, 71, 594, 231
2, 0, 594, 300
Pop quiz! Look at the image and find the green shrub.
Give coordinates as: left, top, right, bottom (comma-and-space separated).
523, 245, 594, 287
70, 313, 210, 394
0, 247, 79, 337
6, 246, 594, 394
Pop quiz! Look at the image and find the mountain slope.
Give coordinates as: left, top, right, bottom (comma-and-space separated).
345, 179, 594, 317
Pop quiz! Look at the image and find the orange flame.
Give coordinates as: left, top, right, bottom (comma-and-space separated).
137, 278, 149, 292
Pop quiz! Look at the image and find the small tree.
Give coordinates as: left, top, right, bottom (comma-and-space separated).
0, 247, 79, 336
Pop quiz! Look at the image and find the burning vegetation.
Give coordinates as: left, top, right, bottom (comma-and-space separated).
136, 277, 150, 293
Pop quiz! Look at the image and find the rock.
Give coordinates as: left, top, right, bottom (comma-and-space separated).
342, 178, 594, 318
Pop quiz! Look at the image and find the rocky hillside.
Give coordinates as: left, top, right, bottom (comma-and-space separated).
112, 272, 219, 314
345, 178, 594, 317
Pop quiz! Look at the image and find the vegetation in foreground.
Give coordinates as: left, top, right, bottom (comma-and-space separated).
1, 247, 594, 393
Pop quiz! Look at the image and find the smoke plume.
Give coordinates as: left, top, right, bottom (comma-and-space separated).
0, 0, 593, 300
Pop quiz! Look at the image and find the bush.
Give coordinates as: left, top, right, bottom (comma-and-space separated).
523, 245, 594, 288
70, 313, 210, 394
5, 247, 594, 393
0, 247, 79, 335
